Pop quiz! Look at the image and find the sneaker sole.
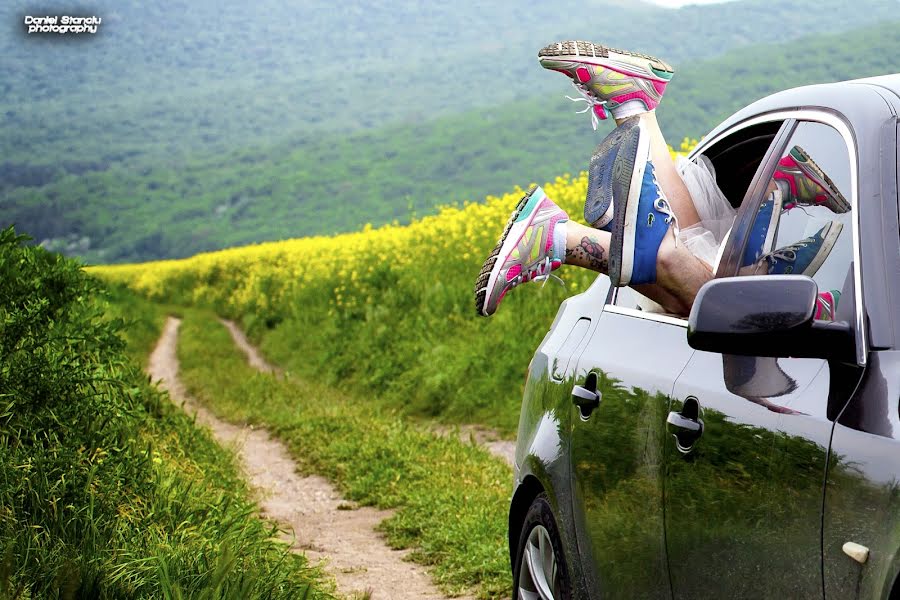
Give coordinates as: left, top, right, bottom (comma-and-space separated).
586, 116, 640, 228
538, 41, 674, 77
474, 185, 540, 316
801, 220, 843, 278
608, 121, 651, 287
792, 146, 852, 213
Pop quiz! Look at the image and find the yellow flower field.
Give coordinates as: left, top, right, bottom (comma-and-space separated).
93, 139, 697, 429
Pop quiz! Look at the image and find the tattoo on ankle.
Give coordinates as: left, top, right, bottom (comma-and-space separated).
566, 236, 608, 272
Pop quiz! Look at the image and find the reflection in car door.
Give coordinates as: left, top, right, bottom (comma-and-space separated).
665, 117, 859, 599
666, 351, 832, 599
569, 307, 693, 599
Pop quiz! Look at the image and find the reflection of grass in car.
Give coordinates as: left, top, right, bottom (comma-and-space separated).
569, 376, 669, 596
551, 369, 877, 597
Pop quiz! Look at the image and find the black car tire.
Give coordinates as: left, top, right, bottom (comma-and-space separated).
513, 493, 572, 600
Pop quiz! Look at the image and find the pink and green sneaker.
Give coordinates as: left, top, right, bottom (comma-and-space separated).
538, 41, 674, 124
475, 185, 568, 317
815, 289, 842, 321
774, 145, 851, 213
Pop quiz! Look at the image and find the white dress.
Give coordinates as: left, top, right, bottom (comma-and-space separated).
674, 154, 737, 268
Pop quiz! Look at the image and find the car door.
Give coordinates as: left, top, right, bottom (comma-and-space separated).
665, 116, 860, 599
568, 301, 693, 600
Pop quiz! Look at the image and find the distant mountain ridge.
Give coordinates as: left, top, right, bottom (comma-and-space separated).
3, 2, 900, 262
2, 0, 898, 169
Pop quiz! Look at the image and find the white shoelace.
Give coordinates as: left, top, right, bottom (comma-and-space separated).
765, 232, 822, 270
530, 256, 565, 289
650, 167, 680, 241
565, 83, 606, 131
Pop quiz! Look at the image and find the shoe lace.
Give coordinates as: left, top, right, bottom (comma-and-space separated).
766, 234, 817, 265
565, 83, 606, 131
650, 167, 680, 240
510, 256, 564, 290
530, 256, 565, 289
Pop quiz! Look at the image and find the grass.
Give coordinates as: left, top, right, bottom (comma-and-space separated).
175, 309, 514, 599
0, 227, 333, 598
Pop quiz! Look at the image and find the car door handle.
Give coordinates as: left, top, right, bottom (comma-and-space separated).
572, 372, 601, 419
667, 396, 704, 453
666, 412, 702, 432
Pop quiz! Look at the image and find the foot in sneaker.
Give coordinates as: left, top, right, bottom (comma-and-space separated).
758, 221, 844, 277
474, 185, 568, 316
774, 146, 851, 213
741, 189, 783, 267
607, 119, 678, 286
585, 115, 641, 230
538, 41, 674, 126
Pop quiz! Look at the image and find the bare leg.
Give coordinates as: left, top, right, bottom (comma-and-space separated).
654, 228, 713, 314
615, 111, 701, 228
564, 221, 711, 315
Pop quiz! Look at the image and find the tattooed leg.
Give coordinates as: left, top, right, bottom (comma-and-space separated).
564, 222, 611, 273
567, 234, 609, 272
563, 221, 710, 315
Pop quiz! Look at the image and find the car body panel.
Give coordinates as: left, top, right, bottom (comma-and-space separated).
512, 274, 610, 599
569, 311, 691, 600
667, 351, 834, 599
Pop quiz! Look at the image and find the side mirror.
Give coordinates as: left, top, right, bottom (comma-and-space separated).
687, 275, 855, 362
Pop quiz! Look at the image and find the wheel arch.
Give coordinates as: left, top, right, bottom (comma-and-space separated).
508, 474, 545, 570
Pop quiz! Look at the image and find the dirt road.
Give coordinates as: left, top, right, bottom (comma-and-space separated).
148, 317, 476, 600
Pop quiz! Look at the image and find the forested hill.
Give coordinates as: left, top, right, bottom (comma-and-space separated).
2, 0, 897, 169
3, 1, 900, 262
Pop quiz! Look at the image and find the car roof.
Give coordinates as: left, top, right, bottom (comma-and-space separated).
848, 73, 900, 99
704, 73, 900, 141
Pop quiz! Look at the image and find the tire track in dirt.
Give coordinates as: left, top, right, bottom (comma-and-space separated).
149, 317, 473, 600
220, 319, 517, 467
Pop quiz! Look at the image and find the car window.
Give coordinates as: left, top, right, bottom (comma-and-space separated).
735, 121, 853, 321
611, 120, 785, 315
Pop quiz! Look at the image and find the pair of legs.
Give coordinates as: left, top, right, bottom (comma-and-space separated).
474, 41, 849, 319
563, 111, 710, 315
474, 43, 713, 318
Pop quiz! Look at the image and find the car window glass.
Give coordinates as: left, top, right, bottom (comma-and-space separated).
737, 121, 853, 320
611, 120, 784, 315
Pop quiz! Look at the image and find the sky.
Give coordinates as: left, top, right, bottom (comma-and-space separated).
646, 0, 734, 6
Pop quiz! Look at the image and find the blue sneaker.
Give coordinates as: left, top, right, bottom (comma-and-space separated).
741, 187, 783, 267
608, 124, 677, 287
761, 221, 843, 277
585, 116, 641, 230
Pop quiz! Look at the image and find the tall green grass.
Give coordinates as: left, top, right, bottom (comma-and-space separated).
94, 176, 595, 434
176, 310, 513, 599
0, 226, 332, 598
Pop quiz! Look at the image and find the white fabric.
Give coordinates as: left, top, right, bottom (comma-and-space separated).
674, 154, 737, 267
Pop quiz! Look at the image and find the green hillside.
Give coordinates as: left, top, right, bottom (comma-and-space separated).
6, 19, 900, 262
2, 0, 897, 179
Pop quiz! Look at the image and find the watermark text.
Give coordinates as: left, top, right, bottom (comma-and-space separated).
24, 15, 101, 34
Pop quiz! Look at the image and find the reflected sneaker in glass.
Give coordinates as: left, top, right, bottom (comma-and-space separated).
585, 115, 641, 230
538, 41, 674, 126
760, 221, 844, 277
741, 189, 783, 267
774, 146, 851, 213
608, 123, 678, 286
475, 185, 568, 317
815, 289, 842, 321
